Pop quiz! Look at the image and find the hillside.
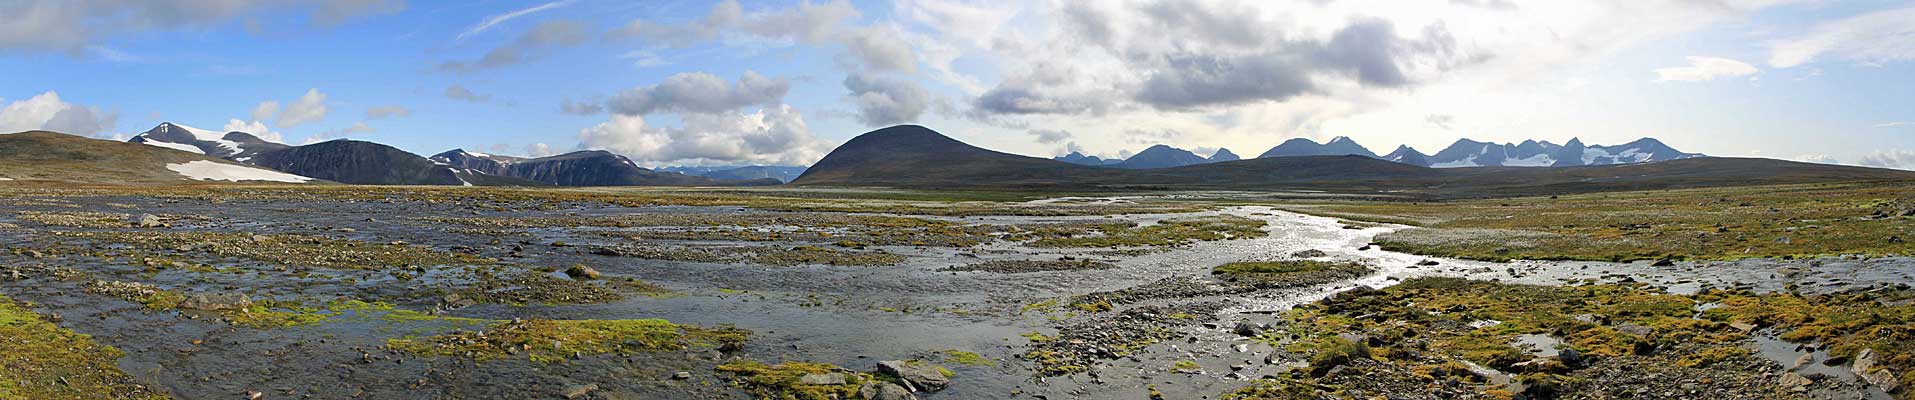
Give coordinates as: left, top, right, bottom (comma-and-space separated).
793, 125, 1915, 198
247, 140, 466, 185
0, 131, 314, 185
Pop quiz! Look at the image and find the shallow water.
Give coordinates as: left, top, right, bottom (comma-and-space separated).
1, 195, 1911, 399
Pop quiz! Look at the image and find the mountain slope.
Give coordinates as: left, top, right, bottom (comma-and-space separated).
1208, 148, 1241, 162
430, 149, 526, 176
0, 131, 315, 185
248, 140, 467, 185
1258, 137, 1379, 158
1054, 152, 1119, 166
793, 125, 1915, 198
1382, 145, 1432, 167
794, 125, 1130, 188
1114, 145, 1209, 169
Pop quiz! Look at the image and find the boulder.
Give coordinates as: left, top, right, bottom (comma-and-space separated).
178, 293, 252, 311
858, 382, 917, 400
877, 360, 950, 392
1778, 372, 1813, 391
1290, 249, 1327, 258
1854, 349, 1903, 393
134, 214, 164, 228
1232, 321, 1263, 337
565, 265, 601, 280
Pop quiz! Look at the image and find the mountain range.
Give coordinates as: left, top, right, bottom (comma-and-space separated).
127, 123, 777, 187
1053, 136, 1703, 170
792, 125, 1915, 199
658, 165, 809, 183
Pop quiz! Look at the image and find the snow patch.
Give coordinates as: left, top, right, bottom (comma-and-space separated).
139, 140, 206, 154
166, 161, 312, 183
1431, 155, 1480, 168
159, 123, 243, 154
1502, 154, 1556, 167
1582, 148, 1612, 165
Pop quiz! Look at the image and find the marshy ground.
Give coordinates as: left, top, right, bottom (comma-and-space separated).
0, 184, 1910, 399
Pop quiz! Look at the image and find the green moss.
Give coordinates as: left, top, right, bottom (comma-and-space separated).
0, 295, 171, 400
1172, 359, 1201, 372
1029, 215, 1266, 248
939, 349, 997, 366
715, 360, 874, 400
386, 318, 748, 363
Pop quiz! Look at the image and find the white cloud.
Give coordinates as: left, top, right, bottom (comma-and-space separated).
606, 71, 790, 116
223, 118, 282, 143
252, 100, 280, 122
843, 72, 932, 126
1794, 154, 1838, 164
456, 0, 573, 43
1875, 121, 1910, 128
576, 105, 829, 166
1770, 6, 1915, 68
1859, 149, 1915, 170
275, 88, 328, 128
1654, 56, 1759, 82
525, 142, 557, 157
0, 91, 117, 136
441, 20, 590, 72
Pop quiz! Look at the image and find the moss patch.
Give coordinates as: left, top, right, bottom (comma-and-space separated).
0, 295, 171, 400
386, 318, 748, 363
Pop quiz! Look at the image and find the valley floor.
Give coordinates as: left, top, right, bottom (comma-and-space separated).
0, 184, 1908, 400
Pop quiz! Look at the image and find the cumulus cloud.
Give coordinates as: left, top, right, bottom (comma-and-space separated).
440, 20, 590, 73
606, 71, 790, 116
251, 100, 280, 122
1769, 6, 1915, 68
365, 105, 411, 119
524, 142, 557, 157
0, 91, 117, 136
1655, 56, 1759, 81
843, 73, 931, 126
275, 88, 328, 128
576, 105, 830, 166
841, 25, 917, 72
445, 85, 490, 103
222, 118, 282, 143
1859, 149, 1915, 170
0, 0, 403, 54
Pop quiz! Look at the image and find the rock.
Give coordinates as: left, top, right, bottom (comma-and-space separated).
1729, 322, 1757, 333
1793, 353, 1813, 369
178, 293, 252, 311
1614, 323, 1654, 337
1290, 249, 1327, 258
559, 383, 598, 399
1231, 321, 1262, 337
565, 265, 600, 280
672, 371, 691, 380
1651, 258, 1675, 267
798, 373, 847, 385
1778, 372, 1814, 390
1416, 259, 1440, 266
877, 360, 950, 392
858, 382, 917, 400
134, 214, 163, 228
1854, 349, 1903, 392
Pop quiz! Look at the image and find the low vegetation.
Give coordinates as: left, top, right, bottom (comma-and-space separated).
1281, 182, 1915, 262
1029, 215, 1267, 248
0, 295, 171, 400
386, 318, 749, 363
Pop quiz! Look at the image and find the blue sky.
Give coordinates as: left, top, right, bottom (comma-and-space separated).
2, 0, 1913, 168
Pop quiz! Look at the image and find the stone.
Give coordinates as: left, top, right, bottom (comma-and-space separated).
565, 265, 600, 280
1290, 249, 1327, 258
1792, 353, 1813, 369
798, 373, 847, 386
1778, 372, 1813, 390
1232, 321, 1262, 337
877, 360, 950, 392
858, 382, 917, 400
1729, 322, 1757, 332
560, 383, 598, 399
672, 371, 691, 380
134, 214, 164, 228
178, 293, 252, 311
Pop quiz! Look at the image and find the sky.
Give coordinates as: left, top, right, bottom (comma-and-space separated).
2, 0, 1913, 169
